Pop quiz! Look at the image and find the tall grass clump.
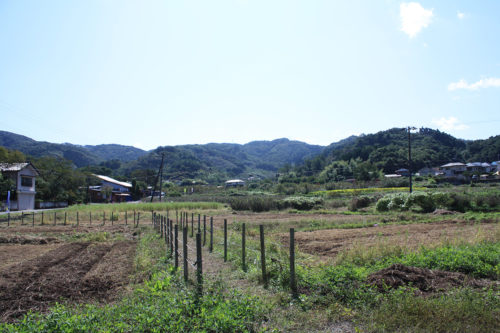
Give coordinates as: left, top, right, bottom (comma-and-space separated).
66, 201, 223, 213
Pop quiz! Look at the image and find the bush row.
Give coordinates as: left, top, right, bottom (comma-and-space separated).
229, 196, 324, 212
376, 191, 500, 213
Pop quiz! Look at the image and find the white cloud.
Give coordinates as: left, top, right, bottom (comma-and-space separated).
432, 117, 469, 131
457, 11, 465, 19
400, 2, 433, 38
448, 78, 500, 91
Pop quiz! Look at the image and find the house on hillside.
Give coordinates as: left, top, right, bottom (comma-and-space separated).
417, 167, 439, 176
0, 162, 40, 210
225, 179, 245, 187
395, 168, 410, 177
89, 174, 132, 203
439, 162, 466, 179
466, 162, 494, 173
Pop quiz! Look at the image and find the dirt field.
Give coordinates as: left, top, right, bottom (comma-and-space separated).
285, 220, 499, 259
0, 232, 136, 322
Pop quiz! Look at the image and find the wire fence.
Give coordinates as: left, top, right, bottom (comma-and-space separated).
151, 211, 298, 296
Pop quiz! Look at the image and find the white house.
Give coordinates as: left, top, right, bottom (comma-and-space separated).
0, 162, 40, 210
439, 162, 466, 178
225, 179, 245, 187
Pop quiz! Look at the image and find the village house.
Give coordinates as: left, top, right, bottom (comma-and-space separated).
225, 179, 245, 187
439, 162, 466, 178
0, 162, 39, 210
89, 174, 132, 203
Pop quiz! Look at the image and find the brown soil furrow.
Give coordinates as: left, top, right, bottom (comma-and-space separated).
0, 240, 136, 322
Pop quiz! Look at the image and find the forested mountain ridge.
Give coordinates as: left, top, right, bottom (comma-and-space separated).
2, 129, 499, 185
0, 131, 147, 167
123, 139, 324, 182
291, 127, 500, 182
0, 131, 324, 181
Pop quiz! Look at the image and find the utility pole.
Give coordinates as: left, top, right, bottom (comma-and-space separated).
408, 126, 416, 193
150, 153, 165, 203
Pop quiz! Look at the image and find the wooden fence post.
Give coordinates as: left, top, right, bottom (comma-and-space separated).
196, 232, 203, 295
64, 212, 67, 225
125, 211, 128, 225
224, 219, 227, 262
260, 225, 267, 288
183, 226, 188, 282
32, 212, 34, 227
209, 217, 213, 253
290, 228, 297, 296
174, 224, 178, 270
242, 223, 246, 272
7, 213, 10, 227
77, 211, 79, 227
21, 213, 24, 225
136, 212, 140, 227
133, 211, 136, 226
41, 212, 44, 225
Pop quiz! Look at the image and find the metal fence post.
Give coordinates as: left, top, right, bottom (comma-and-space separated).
203, 215, 206, 246
209, 217, 213, 253
174, 224, 179, 270
290, 228, 297, 296
196, 232, 203, 295
183, 226, 188, 282
242, 223, 246, 272
224, 219, 227, 262
260, 225, 267, 288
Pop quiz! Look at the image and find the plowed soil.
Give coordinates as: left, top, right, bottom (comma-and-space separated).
367, 264, 497, 294
284, 220, 499, 259
0, 240, 136, 322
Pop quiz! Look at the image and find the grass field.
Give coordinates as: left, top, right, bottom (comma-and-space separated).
0, 189, 498, 332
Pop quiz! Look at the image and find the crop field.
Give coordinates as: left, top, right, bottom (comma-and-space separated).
0, 225, 137, 322
0, 199, 498, 332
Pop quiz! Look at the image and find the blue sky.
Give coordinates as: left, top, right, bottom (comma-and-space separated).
1, 1, 499, 150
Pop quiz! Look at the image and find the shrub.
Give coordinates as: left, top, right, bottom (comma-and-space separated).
229, 196, 278, 212
348, 196, 372, 211
278, 197, 323, 210
405, 192, 436, 213
375, 196, 391, 212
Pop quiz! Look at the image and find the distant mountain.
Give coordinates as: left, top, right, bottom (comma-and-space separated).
84, 144, 147, 162
0, 131, 324, 181
123, 138, 324, 181
0, 131, 147, 167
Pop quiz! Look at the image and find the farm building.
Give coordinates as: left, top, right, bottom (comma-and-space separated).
89, 174, 132, 203
225, 179, 245, 187
0, 162, 40, 211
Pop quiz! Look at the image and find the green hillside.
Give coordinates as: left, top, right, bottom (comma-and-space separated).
0, 131, 147, 167
290, 127, 500, 182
